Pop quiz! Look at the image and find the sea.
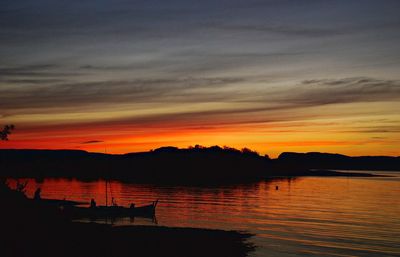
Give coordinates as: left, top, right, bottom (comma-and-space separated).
8, 170, 400, 257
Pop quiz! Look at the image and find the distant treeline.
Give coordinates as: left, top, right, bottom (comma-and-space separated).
1, 146, 398, 183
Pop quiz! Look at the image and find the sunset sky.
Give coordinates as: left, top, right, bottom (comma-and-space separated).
1, 0, 400, 157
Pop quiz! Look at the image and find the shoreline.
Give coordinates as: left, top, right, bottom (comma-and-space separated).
2, 169, 387, 185
302, 169, 387, 177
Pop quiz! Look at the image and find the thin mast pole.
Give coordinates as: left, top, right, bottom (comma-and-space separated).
105, 146, 108, 207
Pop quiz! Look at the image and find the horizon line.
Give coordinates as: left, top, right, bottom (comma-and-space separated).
0, 146, 399, 159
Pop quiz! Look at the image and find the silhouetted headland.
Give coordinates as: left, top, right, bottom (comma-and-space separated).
1, 146, 395, 183
278, 152, 400, 171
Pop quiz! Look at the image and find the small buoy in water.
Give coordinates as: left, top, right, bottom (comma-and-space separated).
275, 185, 279, 190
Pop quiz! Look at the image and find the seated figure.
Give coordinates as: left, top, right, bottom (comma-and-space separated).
33, 188, 41, 200
90, 198, 96, 208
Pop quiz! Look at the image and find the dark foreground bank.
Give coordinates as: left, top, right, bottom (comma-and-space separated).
0, 183, 254, 257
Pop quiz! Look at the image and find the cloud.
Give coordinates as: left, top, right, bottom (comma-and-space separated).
216, 24, 345, 37
0, 64, 79, 78
0, 76, 245, 111
81, 140, 103, 144
1, 76, 399, 124
222, 77, 400, 110
291, 77, 400, 106
231, 77, 400, 106
0, 78, 66, 84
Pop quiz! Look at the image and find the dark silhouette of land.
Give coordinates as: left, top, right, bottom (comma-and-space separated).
0, 181, 254, 257
1, 146, 395, 183
278, 152, 400, 171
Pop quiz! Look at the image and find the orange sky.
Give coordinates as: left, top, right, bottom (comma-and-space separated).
2, 101, 399, 158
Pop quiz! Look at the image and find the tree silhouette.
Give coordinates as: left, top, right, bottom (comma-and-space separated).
0, 124, 15, 141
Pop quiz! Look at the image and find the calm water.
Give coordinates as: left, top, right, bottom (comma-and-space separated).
9, 171, 400, 257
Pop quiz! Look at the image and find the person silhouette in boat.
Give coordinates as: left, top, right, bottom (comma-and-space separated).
90, 198, 97, 208
111, 197, 118, 206
33, 188, 41, 200
16, 180, 28, 194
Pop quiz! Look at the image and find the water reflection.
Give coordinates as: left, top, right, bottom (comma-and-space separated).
7, 173, 400, 257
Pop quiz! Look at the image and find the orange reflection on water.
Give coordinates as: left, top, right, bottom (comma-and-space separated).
7, 174, 400, 256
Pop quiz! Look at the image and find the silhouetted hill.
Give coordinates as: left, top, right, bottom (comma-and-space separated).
0, 147, 388, 183
278, 152, 400, 171
0, 147, 276, 182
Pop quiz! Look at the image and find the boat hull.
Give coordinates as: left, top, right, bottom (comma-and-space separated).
66, 202, 157, 218
32, 198, 87, 207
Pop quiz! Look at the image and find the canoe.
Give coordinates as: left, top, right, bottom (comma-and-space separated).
66, 200, 158, 218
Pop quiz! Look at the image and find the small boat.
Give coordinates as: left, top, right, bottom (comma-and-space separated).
32, 197, 88, 207
30, 187, 87, 207
67, 200, 158, 218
